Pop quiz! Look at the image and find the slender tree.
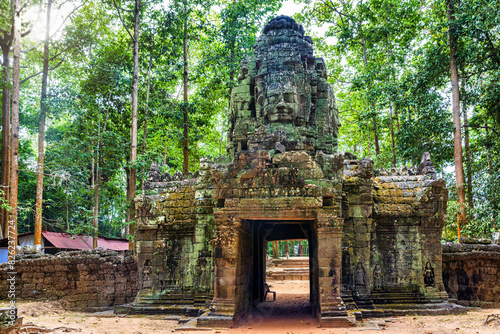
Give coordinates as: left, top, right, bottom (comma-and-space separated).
0, 8, 13, 239
113, 0, 143, 246
182, 0, 189, 175
34, 0, 53, 251
8, 0, 21, 261
126, 0, 140, 248
462, 85, 473, 210
447, 0, 466, 237
0, 49, 11, 239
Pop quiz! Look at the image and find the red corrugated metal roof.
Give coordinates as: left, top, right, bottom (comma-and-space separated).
41, 231, 128, 251
97, 237, 129, 251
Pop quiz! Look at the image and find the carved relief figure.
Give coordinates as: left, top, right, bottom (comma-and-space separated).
143, 259, 152, 288
424, 261, 435, 287
355, 262, 366, 288
373, 264, 382, 289
257, 73, 310, 126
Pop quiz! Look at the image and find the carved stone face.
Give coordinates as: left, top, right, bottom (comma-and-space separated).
257, 72, 310, 126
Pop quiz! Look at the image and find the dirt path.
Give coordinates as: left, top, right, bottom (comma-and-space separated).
7, 281, 500, 334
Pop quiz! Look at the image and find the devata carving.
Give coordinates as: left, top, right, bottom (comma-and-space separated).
373, 264, 382, 290
424, 261, 436, 287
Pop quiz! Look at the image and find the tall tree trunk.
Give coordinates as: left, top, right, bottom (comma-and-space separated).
8, 0, 21, 261
92, 99, 113, 248
126, 0, 140, 248
140, 55, 152, 194
0, 28, 13, 240
373, 116, 380, 156
65, 179, 69, 232
182, 0, 189, 175
141, 55, 152, 155
91, 146, 94, 190
389, 102, 396, 167
1, 47, 11, 240
360, 34, 379, 156
34, 0, 52, 252
462, 88, 473, 210
384, 26, 397, 167
92, 152, 102, 248
272, 241, 279, 259
448, 0, 466, 237
90, 142, 94, 237
485, 121, 492, 171
163, 129, 169, 166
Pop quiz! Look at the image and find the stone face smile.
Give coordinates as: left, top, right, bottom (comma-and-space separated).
264, 89, 299, 123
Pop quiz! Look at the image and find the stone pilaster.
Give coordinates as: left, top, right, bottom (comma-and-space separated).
317, 217, 356, 327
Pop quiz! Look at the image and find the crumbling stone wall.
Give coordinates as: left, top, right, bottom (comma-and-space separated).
131, 167, 215, 314
0, 249, 137, 310
341, 158, 449, 310
442, 243, 500, 307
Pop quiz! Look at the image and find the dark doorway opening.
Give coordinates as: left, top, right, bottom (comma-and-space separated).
244, 219, 319, 323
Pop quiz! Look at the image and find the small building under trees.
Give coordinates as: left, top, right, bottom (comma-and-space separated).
0, 231, 129, 261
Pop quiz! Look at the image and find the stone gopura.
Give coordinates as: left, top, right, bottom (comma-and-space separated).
129, 16, 456, 327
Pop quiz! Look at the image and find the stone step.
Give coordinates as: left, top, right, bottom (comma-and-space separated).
268, 257, 310, 268
267, 273, 309, 280
281, 267, 309, 272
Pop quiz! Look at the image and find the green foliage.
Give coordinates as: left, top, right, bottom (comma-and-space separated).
266, 240, 309, 257
3, 0, 280, 239
2, 0, 499, 241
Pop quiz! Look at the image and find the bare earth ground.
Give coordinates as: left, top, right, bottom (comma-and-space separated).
5, 281, 500, 334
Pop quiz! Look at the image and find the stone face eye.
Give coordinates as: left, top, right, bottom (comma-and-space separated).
284, 93, 294, 103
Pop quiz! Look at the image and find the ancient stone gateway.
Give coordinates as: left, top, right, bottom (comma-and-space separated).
129, 15, 456, 327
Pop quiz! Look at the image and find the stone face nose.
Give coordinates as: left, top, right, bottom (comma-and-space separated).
276, 94, 286, 112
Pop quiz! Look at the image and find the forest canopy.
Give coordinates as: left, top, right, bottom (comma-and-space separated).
0, 0, 498, 243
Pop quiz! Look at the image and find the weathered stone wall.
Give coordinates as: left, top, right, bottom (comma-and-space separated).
442, 243, 500, 307
341, 160, 449, 310
0, 249, 137, 310
132, 167, 215, 314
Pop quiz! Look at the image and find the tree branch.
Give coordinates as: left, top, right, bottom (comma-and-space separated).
483, 30, 500, 64
50, 3, 85, 40
112, 0, 134, 41
21, 29, 31, 37
20, 55, 66, 85
463, 124, 500, 136
111, 0, 134, 12
22, 41, 43, 53
139, 0, 156, 7
49, 50, 65, 61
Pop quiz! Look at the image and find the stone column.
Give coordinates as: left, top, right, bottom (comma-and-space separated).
198, 216, 240, 327
317, 217, 355, 327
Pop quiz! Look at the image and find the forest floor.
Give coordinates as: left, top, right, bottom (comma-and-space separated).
8, 280, 500, 334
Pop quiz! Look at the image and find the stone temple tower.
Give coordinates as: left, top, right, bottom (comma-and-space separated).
124, 15, 456, 327
227, 15, 340, 158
